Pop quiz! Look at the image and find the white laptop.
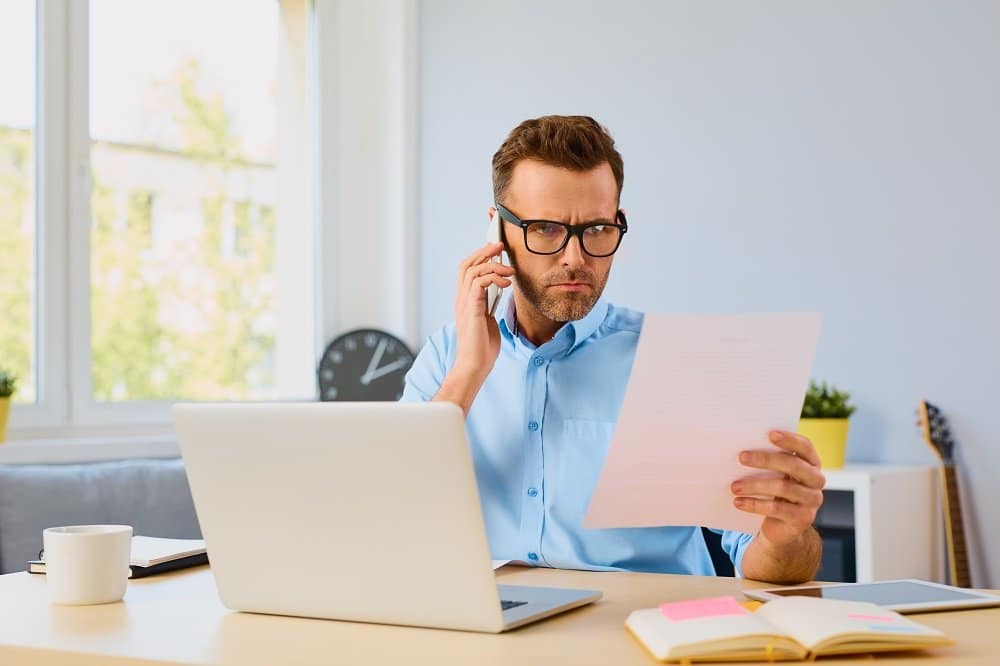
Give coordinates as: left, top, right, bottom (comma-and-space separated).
173, 401, 601, 632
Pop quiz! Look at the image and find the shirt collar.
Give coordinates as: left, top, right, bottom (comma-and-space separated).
498, 291, 608, 357
567, 297, 609, 354
497, 291, 519, 343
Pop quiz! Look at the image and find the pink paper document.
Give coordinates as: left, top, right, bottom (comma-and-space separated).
584, 313, 821, 534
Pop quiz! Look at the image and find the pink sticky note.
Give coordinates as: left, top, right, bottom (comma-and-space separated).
659, 596, 750, 621
847, 613, 896, 623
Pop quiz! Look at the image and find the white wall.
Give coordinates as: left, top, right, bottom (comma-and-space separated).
316, 0, 419, 349
418, 0, 1000, 586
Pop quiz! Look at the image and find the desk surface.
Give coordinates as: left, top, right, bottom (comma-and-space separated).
0, 565, 996, 665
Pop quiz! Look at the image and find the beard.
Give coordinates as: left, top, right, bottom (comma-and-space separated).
507, 251, 610, 323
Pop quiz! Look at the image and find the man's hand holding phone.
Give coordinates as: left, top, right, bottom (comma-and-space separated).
433, 241, 514, 415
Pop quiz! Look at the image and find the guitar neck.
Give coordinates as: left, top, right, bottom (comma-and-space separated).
941, 463, 972, 588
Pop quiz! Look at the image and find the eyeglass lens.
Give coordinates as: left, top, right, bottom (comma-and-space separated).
525, 222, 622, 256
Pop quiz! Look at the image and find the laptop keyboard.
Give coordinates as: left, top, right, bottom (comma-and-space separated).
501, 599, 528, 611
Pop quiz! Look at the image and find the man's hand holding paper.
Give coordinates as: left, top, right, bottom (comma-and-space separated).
734, 429, 825, 549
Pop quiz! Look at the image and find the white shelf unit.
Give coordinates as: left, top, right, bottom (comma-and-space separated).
820, 464, 944, 583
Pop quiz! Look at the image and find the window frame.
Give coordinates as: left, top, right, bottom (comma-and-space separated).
9, 0, 322, 435
8, 0, 71, 431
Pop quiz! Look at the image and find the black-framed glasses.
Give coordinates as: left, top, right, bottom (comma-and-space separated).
495, 202, 628, 257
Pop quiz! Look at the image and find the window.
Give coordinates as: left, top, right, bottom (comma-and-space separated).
5, 0, 317, 434
0, 0, 37, 404
88, 0, 284, 402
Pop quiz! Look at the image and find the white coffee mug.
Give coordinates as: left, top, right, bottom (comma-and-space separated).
43, 525, 132, 605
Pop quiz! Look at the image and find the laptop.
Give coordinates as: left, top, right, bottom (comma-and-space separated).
173, 401, 601, 632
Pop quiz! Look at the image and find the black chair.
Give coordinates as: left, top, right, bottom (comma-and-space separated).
700, 527, 735, 577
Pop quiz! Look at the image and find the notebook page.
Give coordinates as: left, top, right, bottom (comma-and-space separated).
130, 536, 207, 567
757, 596, 949, 652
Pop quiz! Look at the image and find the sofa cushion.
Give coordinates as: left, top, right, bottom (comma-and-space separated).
0, 457, 201, 574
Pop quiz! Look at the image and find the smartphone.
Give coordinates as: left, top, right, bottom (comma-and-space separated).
485, 209, 504, 316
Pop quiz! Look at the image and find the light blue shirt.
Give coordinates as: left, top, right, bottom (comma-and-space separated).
401, 293, 754, 575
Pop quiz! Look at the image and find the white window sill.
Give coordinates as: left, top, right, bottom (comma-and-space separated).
0, 434, 179, 465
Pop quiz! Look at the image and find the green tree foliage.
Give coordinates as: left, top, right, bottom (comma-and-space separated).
0, 126, 33, 402
2, 57, 277, 406
90, 184, 167, 400
90, 56, 276, 401
169, 59, 244, 166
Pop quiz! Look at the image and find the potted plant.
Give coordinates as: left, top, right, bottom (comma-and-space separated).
798, 379, 856, 469
0, 367, 16, 443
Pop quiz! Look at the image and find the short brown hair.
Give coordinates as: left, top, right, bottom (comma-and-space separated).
491, 115, 624, 203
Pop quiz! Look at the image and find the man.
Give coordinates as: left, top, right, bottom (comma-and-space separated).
402, 116, 824, 583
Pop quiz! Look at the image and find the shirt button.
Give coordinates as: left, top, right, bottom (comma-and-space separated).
527, 487, 538, 498
533, 356, 544, 367
528, 421, 539, 431
528, 552, 539, 561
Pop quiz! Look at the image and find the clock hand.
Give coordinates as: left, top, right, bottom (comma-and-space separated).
361, 338, 388, 385
362, 357, 411, 383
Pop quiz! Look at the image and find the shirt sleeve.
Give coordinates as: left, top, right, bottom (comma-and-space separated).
712, 529, 755, 578
399, 324, 455, 403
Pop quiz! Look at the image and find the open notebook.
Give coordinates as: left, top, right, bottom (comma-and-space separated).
29, 536, 207, 579
627, 595, 953, 662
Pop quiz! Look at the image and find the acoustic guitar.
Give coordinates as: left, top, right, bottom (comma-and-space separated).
916, 400, 971, 587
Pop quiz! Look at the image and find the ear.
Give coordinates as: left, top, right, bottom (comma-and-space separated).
487, 206, 497, 221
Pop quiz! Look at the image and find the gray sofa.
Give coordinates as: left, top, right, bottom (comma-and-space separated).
0, 458, 201, 574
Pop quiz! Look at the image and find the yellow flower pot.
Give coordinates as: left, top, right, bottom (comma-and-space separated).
798, 417, 850, 469
0, 397, 10, 443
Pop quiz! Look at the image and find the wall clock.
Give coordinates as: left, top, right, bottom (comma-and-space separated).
317, 329, 415, 401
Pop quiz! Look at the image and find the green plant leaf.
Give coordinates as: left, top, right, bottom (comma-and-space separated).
0, 367, 17, 398
801, 378, 855, 419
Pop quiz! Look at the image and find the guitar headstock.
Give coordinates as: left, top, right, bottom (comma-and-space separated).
917, 400, 956, 464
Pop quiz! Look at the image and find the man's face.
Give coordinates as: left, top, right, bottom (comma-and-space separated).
497, 159, 620, 323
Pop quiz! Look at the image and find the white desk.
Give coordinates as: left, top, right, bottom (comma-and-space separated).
1, 565, 997, 665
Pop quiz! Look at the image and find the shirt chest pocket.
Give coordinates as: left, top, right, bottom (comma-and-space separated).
563, 418, 616, 441
556, 419, 616, 504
